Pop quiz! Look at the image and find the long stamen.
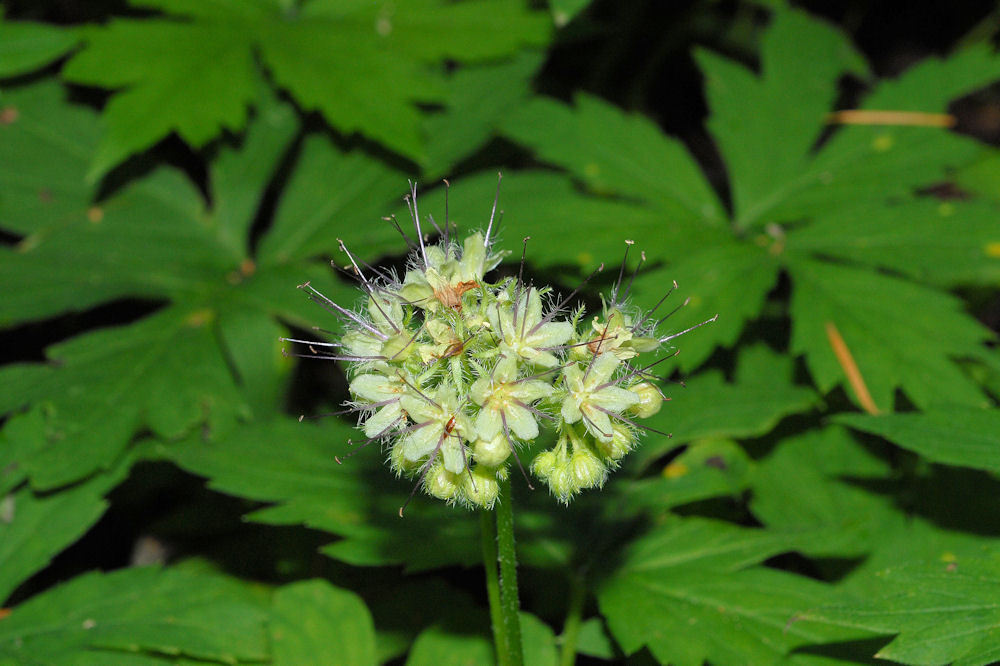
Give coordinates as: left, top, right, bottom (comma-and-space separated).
659, 314, 719, 343
442, 178, 450, 247
280, 337, 343, 347
611, 240, 634, 305
400, 425, 443, 517
654, 297, 691, 330
621, 250, 645, 304
335, 416, 409, 464
298, 282, 388, 340
527, 263, 604, 337
511, 237, 530, 332
583, 321, 612, 382
484, 171, 502, 249
282, 349, 386, 362
501, 411, 534, 490
337, 240, 400, 334
406, 180, 428, 267
632, 280, 678, 332
384, 214, 417, 250
593, 354, 676, 391
396, 372, 440, 408
593, 405, 672, 438
389, 322, 426, 361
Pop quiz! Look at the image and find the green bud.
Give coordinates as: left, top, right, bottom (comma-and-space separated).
570, 447, 607, 490
474, 433, 511, 467
425, 465, 460, 501
629, 381, 664, 418
463, 465, 501, 508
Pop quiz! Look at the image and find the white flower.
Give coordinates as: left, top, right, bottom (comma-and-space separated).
489, 287, 572, 367
560, 353, 639, 443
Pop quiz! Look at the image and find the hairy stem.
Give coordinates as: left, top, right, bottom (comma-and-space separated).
481, 509, 506, 664
559, 573, 586, 666
493, 474, 523, 666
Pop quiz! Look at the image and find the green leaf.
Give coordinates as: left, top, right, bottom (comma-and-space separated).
0, 567, 268, 663
0, 19, 79, 78
621, 439, 753, 515
520, 613, 558, 666
786, 198, 1000, 287
164, 417, 483, 570
422, 51, 544, 178
802, 558, 1000, 666
788, 257, 991, 411
635, 344, 817, 467
63, 20, 258, 181
0, 79, 100, 238
749, 426, 897, 557
502, 93, 725, 225
256, 135, 406, 265
270, 580, 377, 666
60, 0, 549, 175
405, 626, 494, 666
0, 420, 134, 603
0, 306, 244, 490
836, 408, 1000, 474
597, 517, 864, 665
695, 8, 867, 229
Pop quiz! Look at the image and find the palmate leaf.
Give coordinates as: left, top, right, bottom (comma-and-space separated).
836, 408, 1000, 474
270, 580, 377, 666
632, 343, 818, 468
801, 559, 1000, 666
60, 0, 550, 178
596, 517, 866, 666
0, 567, 268, 664
787, 257, 991, 411
502, 5, 1000, 400
164, 417, 484, 571
0, 16, 79, 78
0, 76, 382, 491
0, 413, 140, 603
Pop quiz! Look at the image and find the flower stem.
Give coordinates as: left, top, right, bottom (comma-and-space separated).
482, 474, 524, 666
481, 509, 506, 663
559, 573, 586, 666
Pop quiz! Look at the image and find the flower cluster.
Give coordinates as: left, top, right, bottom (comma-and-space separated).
286, 181, 715, 513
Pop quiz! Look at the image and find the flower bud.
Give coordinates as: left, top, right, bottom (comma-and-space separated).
463, 465, 501, 508
570, 447, 607, 490
474, 433, 511, 467
595, 423, 636, 461
425, 465, 460, 501
629, 382, 664, 418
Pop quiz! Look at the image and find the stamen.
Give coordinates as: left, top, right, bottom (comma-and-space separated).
335, 416, 407, 464
396, 372, 440, 408
500, 411, 534, 490
442, 178, 450, 247
621, 250, 645, 304
297, 282, 389, 340
659, 314, 719, 343
611, 240, 634, 304
282, 349, 386, 362
527, 263, 604, 337
484, 171, 502, 249
593, 354, 676, 391
389, 322, 426, 361
511, 237, 530, 332
654, 297, 691, 330
406, 180, 428, 267
511, 398, 555, 421
582, 321, 612, 382
280, 337, 343, 347
593, 405, 672, 438
384, 214, 417, 250
632, 280, 678, 332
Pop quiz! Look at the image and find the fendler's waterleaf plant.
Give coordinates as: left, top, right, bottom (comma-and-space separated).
284, 178, 716, 514
284, 177, 715, 666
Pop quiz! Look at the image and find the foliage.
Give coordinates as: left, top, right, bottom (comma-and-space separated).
1, 1, 1000, 664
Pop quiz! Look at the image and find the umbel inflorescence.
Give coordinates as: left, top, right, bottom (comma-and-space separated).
285, 179, 715, 514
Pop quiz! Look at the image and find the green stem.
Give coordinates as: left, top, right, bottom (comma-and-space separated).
481, 509, 506, 664
493, 474, 524, 666
559, 573, 586, 666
